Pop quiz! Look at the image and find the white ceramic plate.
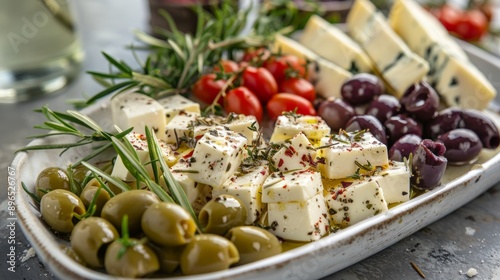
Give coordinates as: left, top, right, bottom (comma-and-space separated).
13, 42, 500, 280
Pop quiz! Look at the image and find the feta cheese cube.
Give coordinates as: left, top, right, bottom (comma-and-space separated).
186, 127, 248, 187
270, 115, 330, 144
166, 159, 200, 205
157, 94, 201, 124
372, 161, 410, 204
317, 131, 389, 179
271, 132, 317, 172
268, 193, 330, 242
193, 113, 259, 143
164, 112, 198, 144
111, 92, 167, 141
262, 170, 323, 203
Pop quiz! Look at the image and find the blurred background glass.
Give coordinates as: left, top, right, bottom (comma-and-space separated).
0, 0, 83, 103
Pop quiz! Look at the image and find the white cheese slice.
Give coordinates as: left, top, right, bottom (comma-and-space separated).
111, 92, 167, 141
371, 161, 411, 204
273, 34, 352, 99
271, 132, 317, 172
262, 170, 323, 203
213, 161, 270, 224
186, 127, 247, 187
317, 131, 389, 179
389, 0, 496, 110
193, 113, 259, 143
164, 112, 199, 144
167, 159, 200, 205
157, 94, 201, 124
300, 15, 373, 73
270, 114, 330, 144
346, 0, 429, 97
268, 193, 330, 242
324, 178, 388, 227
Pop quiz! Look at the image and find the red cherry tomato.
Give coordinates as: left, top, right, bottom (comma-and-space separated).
454, 10, 488, 41
224, 87, 263, 122
263, 54, 308, 84
242, 66, 278, 104
241, 47, 271, 63
279, 78, 316, 102
266, 93, 316, 121
436, 5, 461, 32
213, 59, 239, 73
192, 74, 225, 105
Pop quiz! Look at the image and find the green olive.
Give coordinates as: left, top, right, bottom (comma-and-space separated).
40, 189, 86, 233
79, 178, 111, 216
104, 238, 159, 277
226, 226, 282, 265
70, 217, 119, 268
180, 234, 239, 275
36, 167, 70, 198
199, 194, 247, 235
71, 165, 90, 187
141, 202, 196, 247
101, 190, 160, 235
150, 242, 183, 274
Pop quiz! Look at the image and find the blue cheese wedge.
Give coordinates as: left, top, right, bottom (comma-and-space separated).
213, 162, 270, 224
371, 161, 411, 204
157, 94, 201, 124
346, 0, 429, 97
262, 170, 323, 203
164, 112, 199, 144
389, 0, 496, 110
193, 113, 259, 143
324, 178, 388, 227
317, 131, 389, 179
186, 127, 247, 187
268, 193, 330, 242
111, 92, 167, 141
270, 114, 330, 144
271, 132, 317, 172
300, 15, 373, 73
273, 34, 352, 99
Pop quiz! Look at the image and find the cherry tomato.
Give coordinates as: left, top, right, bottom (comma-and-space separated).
454, 10, 488, 41
241, 47, 271, 63
192, 74, 226, 105
213, 60, 239, 73
279, 78, 316, 102
224, 87, 263, 122
263, 54, 307, 84
266, 93, 316, 121
436, 5, 461, 32
242, 66, 278, 104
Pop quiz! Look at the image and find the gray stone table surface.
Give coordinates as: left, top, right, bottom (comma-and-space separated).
1, 1, 499, 280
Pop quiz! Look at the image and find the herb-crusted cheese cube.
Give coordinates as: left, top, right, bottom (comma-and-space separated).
324, 178, 388, 227
372, 161, 410, 204
270, 115, 330, 144
193, 113, 259, 143
213, 162, 270, 224
271, 132, 317, 172
166, 159, 200, 204
111, 92, 167, 141
268, 193, 330, 242
164, 112, 198, 144
273, 34, 352, 99
300, 15, 373, 74
186, 127, 247, 187
157, 94, 201, 124
317, 131, 389, 179
262, 170, 323, 203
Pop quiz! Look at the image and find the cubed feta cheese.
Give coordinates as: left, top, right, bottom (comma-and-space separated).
262, 170, 323, 203
164, 112, 198, 144
371, 161, 411, 204
193, 113, 259, 143
157, 94, 201, 124
270, 114, 330, 144
166, 159, 200, 205
271, 132, 317, 172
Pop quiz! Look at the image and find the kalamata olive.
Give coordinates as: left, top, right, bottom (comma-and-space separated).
180, 234, 239, 275
345, 115, 387, 144
36, 167, 71, 198
436, 129, 483, 165
79, 178, 111, 216
411, 139, 447, 190
199, 195, 247, 235
341, 73, 384, 105
400, 81, 439, 122
385, 115, 423, 144
365, 94, 401, 123
318, 98, 356, 131
71, 217, 119, 268
388, 134, 422, 162
424, 108, 463, 139
40, 189, 86, 233
141, 202, 196, 247
104, 238, 159, 277
150, 243, 183, 274
460, 109, 500, 149
101, 190, 160, 235
313, 95, 325, 111
226, 226, 282, 265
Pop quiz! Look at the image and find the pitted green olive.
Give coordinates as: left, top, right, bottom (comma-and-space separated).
150, 242, 184, 274
141, 202, 196, 247
101, 190, 160, 235
180, 234, 239, 275
199, 194, 247, 235
226, 226, 282, 265
40, 189, 86, 233
104, 238, 159, 278
79, 178, 111, 216
36, 167, 70, 198
70, 217, 119, 268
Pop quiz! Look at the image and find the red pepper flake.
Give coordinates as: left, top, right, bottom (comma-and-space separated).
282, 185, 287, 189
139, 134, 146, 141
284, 148, 294, 157
278, 158, 284, 168
341, 181, 352, 188
260, 170, 267, 175
183, 150, 194, 159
